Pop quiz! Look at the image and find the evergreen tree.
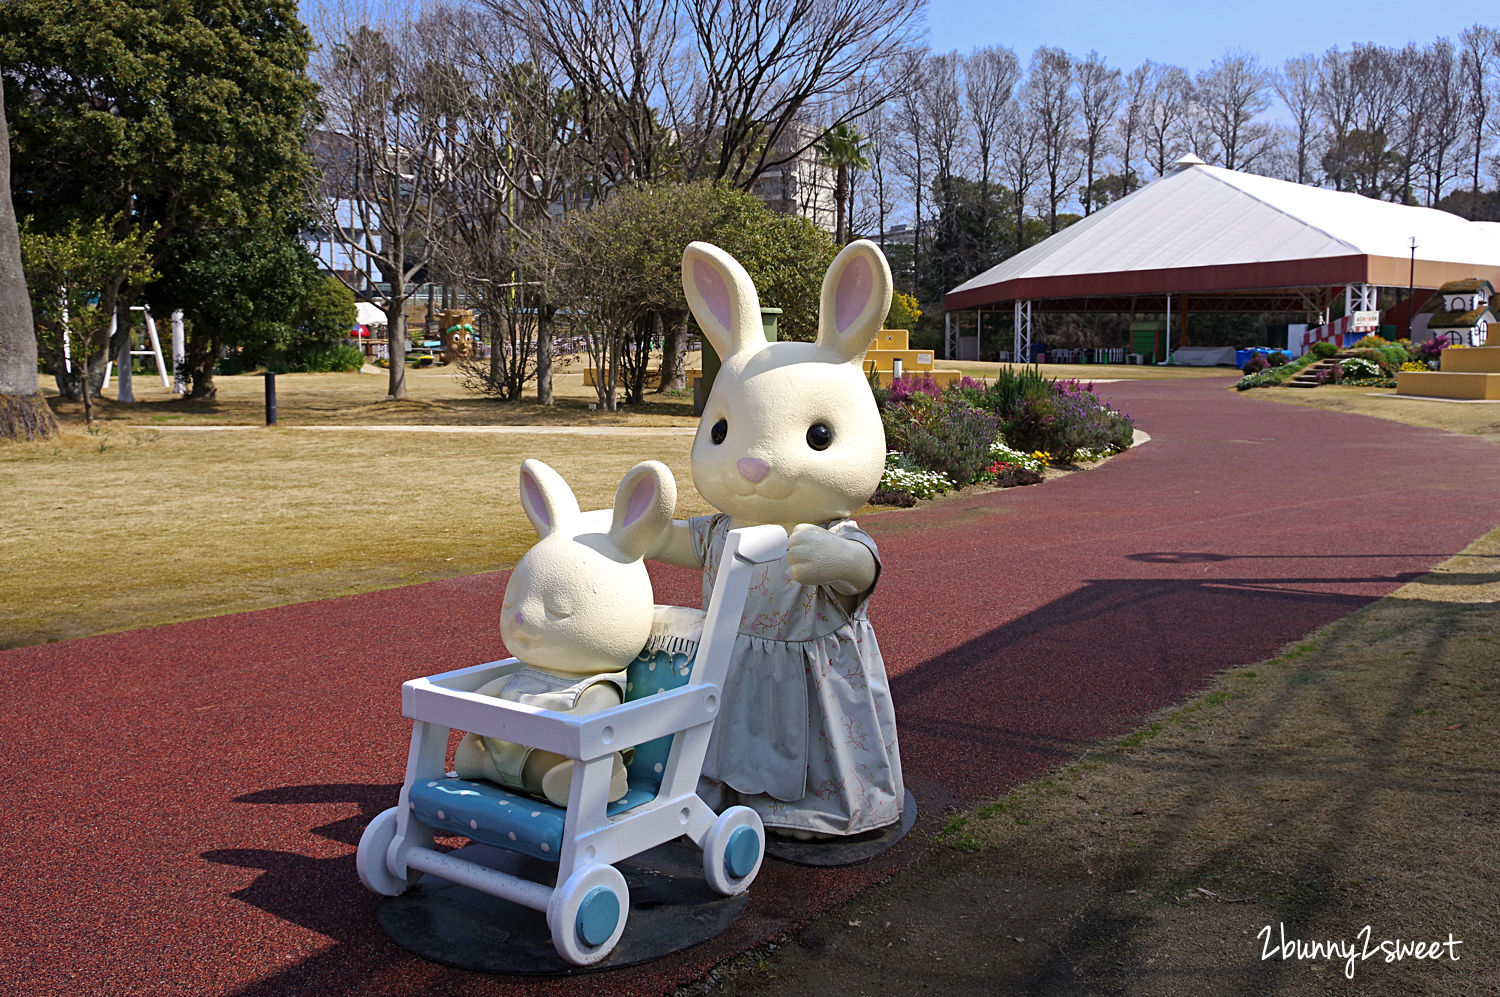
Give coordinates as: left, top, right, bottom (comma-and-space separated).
0, 0, 319, 398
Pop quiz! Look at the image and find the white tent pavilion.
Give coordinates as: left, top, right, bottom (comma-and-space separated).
355, 301, 387, 327
945, 155, 1500, 360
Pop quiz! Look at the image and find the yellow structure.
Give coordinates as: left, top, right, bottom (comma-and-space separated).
860, 328, 963, 387
1396, 346, 1500, 400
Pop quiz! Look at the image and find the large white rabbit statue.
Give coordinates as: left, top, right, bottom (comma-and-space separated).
454, 458, 676, 806
649, 239, 904, 837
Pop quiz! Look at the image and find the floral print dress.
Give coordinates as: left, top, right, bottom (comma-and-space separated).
690, 513, 905, 835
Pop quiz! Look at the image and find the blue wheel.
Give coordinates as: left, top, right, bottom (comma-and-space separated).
546, 864, 628, 965
703, 806, 764, 894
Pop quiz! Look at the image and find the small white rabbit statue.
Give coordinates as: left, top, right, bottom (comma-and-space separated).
648, 239, 905, 837
454, 458, 676, 806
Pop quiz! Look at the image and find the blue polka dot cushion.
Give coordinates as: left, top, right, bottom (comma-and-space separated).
408, 777, 658, 862
624, 606, 706, 790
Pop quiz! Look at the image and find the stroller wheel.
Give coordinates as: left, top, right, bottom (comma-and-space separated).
356, 807, 421, 896
702, 806, 764, 895
547, 863, 629, 966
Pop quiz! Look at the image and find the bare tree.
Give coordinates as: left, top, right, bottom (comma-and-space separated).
679, 0, 925, 187
1144, 64, 1191, 177
1460, 24, 1498, 194
0, 67, 57, 440
1116, 60, 1154, 193
491, 0, 684, 191
1274, 54, 1320, 184
1334, 43, 1403, 197
964, 46, 1021, 201
309, 6, 449, 401
1074, 51, 1122, 214
1194, 51, 1272, 171
1024, 46, 1082, 232
890, 49, 928, 295
1387, 42, 1445, 204
920, 53, 966, 233
864, 106, 897, 250
996, 98, 1042, 251
1414, 40, 1467, 205
431, 10, 594, 404
1316, 47, 1357, 190
496, 0, 923, 192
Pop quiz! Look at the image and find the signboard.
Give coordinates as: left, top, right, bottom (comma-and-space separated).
1351, 310, 1381, 332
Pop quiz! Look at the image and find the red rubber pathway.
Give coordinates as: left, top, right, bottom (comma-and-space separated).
5, 377, 1500, 996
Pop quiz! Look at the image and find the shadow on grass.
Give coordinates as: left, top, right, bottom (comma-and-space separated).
978, 592, 1496, 994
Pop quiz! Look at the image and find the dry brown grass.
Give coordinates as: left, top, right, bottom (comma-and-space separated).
0, 423, 713, 648
717, 530, 1500, 995
10, 355, 1145, 650
1245, 384, 1500, 443
38, 358, 702, 429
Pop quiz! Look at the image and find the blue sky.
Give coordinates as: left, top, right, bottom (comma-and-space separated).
922, 0, 1494, 73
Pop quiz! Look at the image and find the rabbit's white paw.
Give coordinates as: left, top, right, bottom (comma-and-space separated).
787, 523, 876, 594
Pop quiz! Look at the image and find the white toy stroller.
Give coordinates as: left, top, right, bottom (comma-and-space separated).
356, 524, 787, 966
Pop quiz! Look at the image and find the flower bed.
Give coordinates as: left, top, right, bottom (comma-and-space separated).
872, 369, 1134, 506
1236, 335, 1410, 391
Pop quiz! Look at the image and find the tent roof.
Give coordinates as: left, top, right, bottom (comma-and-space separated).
355, 301, 387, 326
946, 158, 1500, 313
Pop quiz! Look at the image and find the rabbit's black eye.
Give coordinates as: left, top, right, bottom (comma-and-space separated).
710, 418, 728, 445
806, 422, 833, 451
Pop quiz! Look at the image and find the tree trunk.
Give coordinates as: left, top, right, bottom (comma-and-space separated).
78, 351, 94, 425
535, 302, 553, 406
835, 167, 848, 245
656, 311, 686, 392
0, 69, 59, 440
185, 328, 220, 399
387, 276, 407, 401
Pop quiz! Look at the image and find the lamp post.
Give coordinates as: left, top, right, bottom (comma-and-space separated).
1408, 236, 1418, 339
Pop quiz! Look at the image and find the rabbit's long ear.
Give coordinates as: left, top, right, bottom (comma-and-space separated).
608, 460, 676, 561
816, 239, 893, 363
683, 241, 766, 362
518, 459, 579, 540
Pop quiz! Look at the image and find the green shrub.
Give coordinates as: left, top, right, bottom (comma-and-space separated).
1309, 341, 1338, 359
1002, 381, 1133, 462
1235, 352, 1321, 390
294, 343, 365, 373
905, 401, 1004, 487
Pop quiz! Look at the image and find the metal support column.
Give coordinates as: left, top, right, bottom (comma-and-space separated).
1013, 300, 1032, 363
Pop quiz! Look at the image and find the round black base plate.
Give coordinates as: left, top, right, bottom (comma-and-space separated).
763, 790, 918, 867
375, 839, 748, 975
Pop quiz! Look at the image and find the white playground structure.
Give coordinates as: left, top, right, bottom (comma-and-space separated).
63, 304, 187, 398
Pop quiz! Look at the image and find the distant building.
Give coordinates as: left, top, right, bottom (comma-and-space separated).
304, 130, 382, 293
750, 122, 837, 233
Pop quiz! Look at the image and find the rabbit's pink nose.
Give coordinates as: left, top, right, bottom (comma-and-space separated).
737, 457, 771, 483
513, 612, 526, 627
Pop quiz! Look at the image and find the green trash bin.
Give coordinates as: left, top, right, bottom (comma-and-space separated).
694, 308, 780, 415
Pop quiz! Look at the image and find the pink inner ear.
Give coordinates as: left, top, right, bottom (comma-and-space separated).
835, 256, 872, 334
623, 475, 655, 527
523, 474, 550, 530
694, 259, 733, 333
